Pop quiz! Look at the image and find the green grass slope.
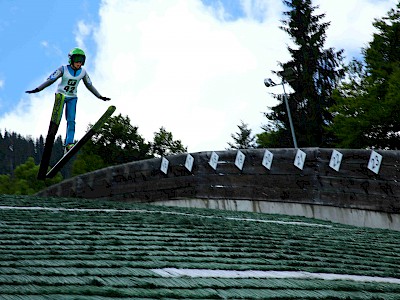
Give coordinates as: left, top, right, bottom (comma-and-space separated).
0, 195, 400, 299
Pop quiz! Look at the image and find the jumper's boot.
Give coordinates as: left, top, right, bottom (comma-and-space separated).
64, 143, 75, 155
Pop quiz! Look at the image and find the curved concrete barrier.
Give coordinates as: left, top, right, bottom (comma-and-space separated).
37, 148, 400, 230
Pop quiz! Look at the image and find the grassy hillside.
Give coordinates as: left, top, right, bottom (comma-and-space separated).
1, 195, 400, 299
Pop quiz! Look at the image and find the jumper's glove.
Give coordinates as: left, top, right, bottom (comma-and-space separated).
25, 88, 40, 94
99, 96, 111, 101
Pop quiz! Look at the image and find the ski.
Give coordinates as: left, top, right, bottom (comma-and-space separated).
37, 93, 65, 180
45, 105, 116, 179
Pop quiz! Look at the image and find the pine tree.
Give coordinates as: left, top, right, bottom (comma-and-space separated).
259, 0, 344, 147
228, 121, 256, 149
35, 135, 45, 165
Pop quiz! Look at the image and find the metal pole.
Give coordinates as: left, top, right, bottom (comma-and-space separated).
281, 82, 298, 148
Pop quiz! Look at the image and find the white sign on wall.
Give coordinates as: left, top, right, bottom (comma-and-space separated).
160, 157, 169, 174
294, 149, 306, 170
235, 150, 246, 170
368, 150, 383, 174
262, 149, 274, 170
329, 150, 343, 172
209, 152, 219, 170
185, 154, 194, 172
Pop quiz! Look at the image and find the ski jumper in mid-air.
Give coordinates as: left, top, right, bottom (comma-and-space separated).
26, 47, 111, 152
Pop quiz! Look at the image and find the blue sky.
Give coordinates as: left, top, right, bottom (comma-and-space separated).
0, 0, 397, 152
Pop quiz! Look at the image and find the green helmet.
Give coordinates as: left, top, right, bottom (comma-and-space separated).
68, 47, 86, 65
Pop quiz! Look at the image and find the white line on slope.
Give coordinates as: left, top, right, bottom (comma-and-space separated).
0, 205, 332, 228
225, 217, 331, 227
151, 268, 400, 284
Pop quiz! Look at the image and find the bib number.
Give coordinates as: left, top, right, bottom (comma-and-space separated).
64, 79, 77, 94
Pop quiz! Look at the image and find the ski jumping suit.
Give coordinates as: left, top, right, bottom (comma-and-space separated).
34, 65, 103, 145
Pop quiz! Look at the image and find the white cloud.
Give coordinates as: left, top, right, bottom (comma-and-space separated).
75, 20, 94, 50
0, 0, 397, 152
241, 0, 280, 21
0, 90, 56, 138
315, 0, 397, 58
87, 0, 287, 152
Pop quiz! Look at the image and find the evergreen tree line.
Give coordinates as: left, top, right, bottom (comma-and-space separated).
0, 114, 187, 195
0, 131, 67, 175
0, 132, 64, 195
0, 113, 188, 177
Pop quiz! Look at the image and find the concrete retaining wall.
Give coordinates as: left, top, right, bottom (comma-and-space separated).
37, 148, 400, 230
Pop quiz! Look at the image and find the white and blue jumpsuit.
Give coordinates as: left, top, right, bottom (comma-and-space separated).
34, 65, 103, 145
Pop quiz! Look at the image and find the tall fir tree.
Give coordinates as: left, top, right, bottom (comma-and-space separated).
258, 0, 344, 148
